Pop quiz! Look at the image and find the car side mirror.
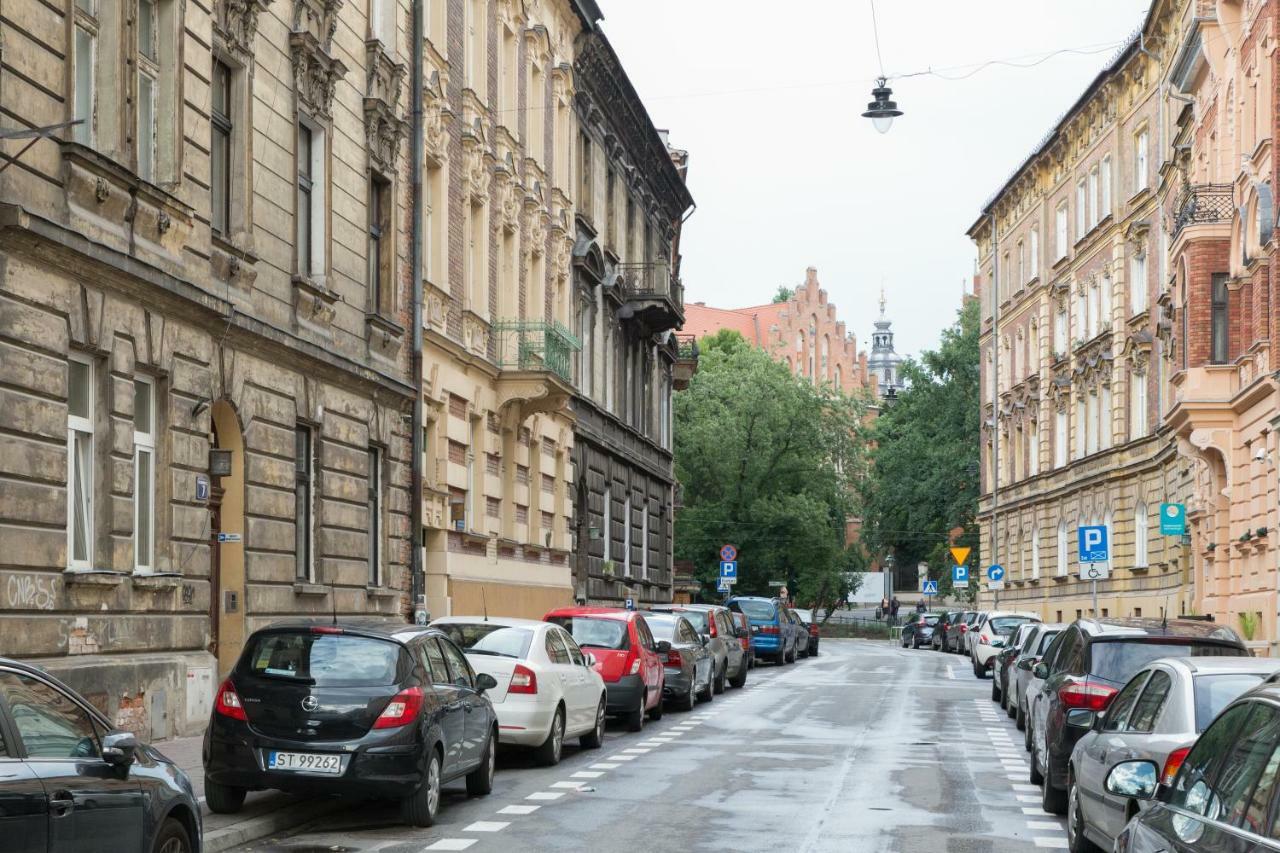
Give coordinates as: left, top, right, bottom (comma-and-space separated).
699, 634, 710, 647
1105, 760, 1159, 800
101, 731, 139, 767
735, 627, 748, 639
475, 673, 499, 693
1033, 662, 1049, 679
583, 653, 597, 668
1066, 708, 1096, 730
655, 640, 672, 654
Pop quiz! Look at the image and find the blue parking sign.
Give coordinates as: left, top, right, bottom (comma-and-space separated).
953, 565, 969, 582
1078, 525, 1109, 563
719, 561, 737, 579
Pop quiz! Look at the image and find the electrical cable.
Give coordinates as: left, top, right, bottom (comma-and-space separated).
869, 0, 886, 78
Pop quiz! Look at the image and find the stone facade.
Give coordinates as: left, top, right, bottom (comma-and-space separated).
0, 0, 415, 736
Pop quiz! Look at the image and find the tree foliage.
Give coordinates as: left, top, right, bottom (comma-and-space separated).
860, 298, 981, 599
674, 330, 870, 610
771, 285, 795, 303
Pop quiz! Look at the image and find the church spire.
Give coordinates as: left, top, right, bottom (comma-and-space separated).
879, 286, 886, 318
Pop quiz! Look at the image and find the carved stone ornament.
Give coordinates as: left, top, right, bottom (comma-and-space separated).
364, 99, 407, 174
426, 288, 447, 332
463, 313, 490, 356
293, 275, 338, 330
293, 0, 342, 52
214, 0, 272, 58
423, 70, 448, 165
291, 32, 347, 121
95, 177, 109, 203
494, 168, 521, 233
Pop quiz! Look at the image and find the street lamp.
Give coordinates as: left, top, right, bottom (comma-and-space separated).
861, 78, 903, 134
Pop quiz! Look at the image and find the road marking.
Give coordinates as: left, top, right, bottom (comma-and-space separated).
1021, 806, 1054, 815
1016, 795, 1041, 803
526, 792, 565, 801
1012, 784, 1040, 792
1033, 839, 1068, 849
606, 754, 637, 761
571, 771, 604, 779
497, 805, 540, 815
424, 841, 476, 851
1027, 821, 1062, 830
623, 747, 651, 753
462, 822, 510, 832
590, 763, 620, 769
550, 781, 586, 789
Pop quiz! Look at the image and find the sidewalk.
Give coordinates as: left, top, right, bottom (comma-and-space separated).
158, 734, 351, 853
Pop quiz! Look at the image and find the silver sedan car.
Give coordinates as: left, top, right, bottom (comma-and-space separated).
1066, 656, 1280, 852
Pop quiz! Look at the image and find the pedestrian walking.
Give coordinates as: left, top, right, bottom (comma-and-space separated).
915, 600, 926, 614
879, 597, 889, 621
890, 598, 900, 625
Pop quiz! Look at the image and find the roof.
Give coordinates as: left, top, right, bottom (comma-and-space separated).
1077, 617, 1245, 645
682, 303, 767, 345
431, 616, 547, 629
1153, 657, 1280, 676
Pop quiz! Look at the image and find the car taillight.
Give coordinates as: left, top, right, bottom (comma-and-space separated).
761, 625, 779, 635
666, 650, 684, 667
809, 625, 819, 637
918, 619, 927, 627
979, 635, 991, 645
509, 664, 538, 694
959, 624, 969, 634
310, 625, 343, 634
707, 618, 717, 638
215, 679, 247, 721
374, 686, 424, 728
1162, 746, 1191, 786
1058, 681, 1118, 711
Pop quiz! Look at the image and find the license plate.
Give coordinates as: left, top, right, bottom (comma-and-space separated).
267, 751, 342, 774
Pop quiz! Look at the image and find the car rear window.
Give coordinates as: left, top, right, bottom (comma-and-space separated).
546, 617, 629, 651
920, 616, 940, 626
643, 617, 676, 641
1194, 673, 1267, 732
676, 610, 709, 633
434, 623, 533, 659
990, 617, 1034, 635
735, 600, 777, 621
1090, 641, 1247, 686
246, 632, 403, 687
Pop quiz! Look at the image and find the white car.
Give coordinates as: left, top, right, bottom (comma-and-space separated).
432, 616, 607, 766
971, 611, 1040, 678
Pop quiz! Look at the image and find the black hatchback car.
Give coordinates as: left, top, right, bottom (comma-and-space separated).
203, 620, 500, 827
1026, 617, 1247, 816
0, 657, 202, 853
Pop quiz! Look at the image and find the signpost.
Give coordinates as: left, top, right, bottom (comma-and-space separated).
1160, 503, 1186, 536
625, 597, 635, 611
1077, 525, 1110, 616
720, 544, 738, 562
952, 564, 969, 589
921, 579, 938, 607
719, 561, 738, 580
987, 564, 1005, 590
949, 547, 971, 566
717, 579, 731, 593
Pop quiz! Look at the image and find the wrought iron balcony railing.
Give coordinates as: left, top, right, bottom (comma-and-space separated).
675, 334, 699, 361
1173, 183, 1234, 238
492, 319, 581, 383
617, 261, 683, 306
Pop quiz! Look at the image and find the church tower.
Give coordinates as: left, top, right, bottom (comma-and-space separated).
868, 289, 904, 398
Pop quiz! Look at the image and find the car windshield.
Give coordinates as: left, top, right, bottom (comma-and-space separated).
735, 600, 777, 621
546, 617, 629, 651
990, 616, 1034, 635
246, 632, 402, 687
1194, 674, 1267, 731
919, 616, 940, 626
434, 623, 533, 659
1091, 642, 1247, 686
644, 617, 676, 641
675, 610, 709, 633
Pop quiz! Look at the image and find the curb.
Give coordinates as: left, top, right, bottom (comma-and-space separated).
203, 799, 351, 852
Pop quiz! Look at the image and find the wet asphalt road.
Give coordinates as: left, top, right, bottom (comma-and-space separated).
230, 639, 1069, 852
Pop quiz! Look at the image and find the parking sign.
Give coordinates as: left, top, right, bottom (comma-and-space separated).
1077, 525, 1109, 564
952, 564, 969, 589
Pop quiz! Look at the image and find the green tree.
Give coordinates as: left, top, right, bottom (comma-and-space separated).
772, 285, 795, 303
860, 298, 980, 600
674, 330, 870, 609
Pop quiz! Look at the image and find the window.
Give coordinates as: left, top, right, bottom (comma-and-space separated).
1101, 672, 1150, 732
1088, 166, 1099, 228
137, 0, 158, 181
420, 638, 451, 683
1075, 179, 1086, 237
1055, 202, 1069, 260
0, 672, 100, 759
67, 356, 95, 570
602, 485, 611, 563
211, 60, 233, 235
1017, 240, 1025, 287
1126, 669, 1171, 732
295, 426, 314, 580
499, 24, 517, 121
1134, 129, 1149, 193
578, 131, 592, 210
1099, 382, 1112, 451
1100, 274, 1112, 329
1211, 273, 1229, 363
1101, 155, 1112, 215
640, 502, 649, 580
1031, 527, 1040, 579
465, 0, 484, 98
1089, 278, 1101, 338
72, 0, 98, 147
367, 447, 381, 586
1029, 229, 1039, 278
528, 62, 544, 164
1086, 391, 1099, 456
297, 123, 319, 277
467, 201, 487, 315
544, 631, 572, 665
368, 174, 392, 314
1130, 250, 1148, 314
1134, 501, 1148, 567
438, 638, 475, 689
1054, 309, 1067, 355
133, 378, 155, 572
1130, 370, 1147, 438
1057, 521, 1069, 576
623, 494, 632, 576
1074, 397, 1085, 460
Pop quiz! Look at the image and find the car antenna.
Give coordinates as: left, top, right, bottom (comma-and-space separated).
482, 587, 489, 622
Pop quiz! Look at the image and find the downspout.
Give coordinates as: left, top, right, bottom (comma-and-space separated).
410, 0, 427, 623
990, 212, 1000, 611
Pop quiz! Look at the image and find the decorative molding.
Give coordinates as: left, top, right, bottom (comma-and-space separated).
364, 39, 406, 174
291, 31, 347, 121
214, 0, 272, 59
292, 0, 341, 52
293, 274, 338, 331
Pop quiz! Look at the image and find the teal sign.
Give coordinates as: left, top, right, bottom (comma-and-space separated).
1160, 503, 1186, 536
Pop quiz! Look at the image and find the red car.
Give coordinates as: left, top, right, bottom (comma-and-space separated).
543, 607, 666, 731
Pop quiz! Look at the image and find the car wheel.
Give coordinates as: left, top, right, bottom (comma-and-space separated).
400, 749, 442, 827
773, 651, 785, 665
681, 677, 697, 711
729, 661, 747, 689
151, 817, 192, 853
534, 706, 565, 766
713, 663, 727, 694
697, 670, 714, 703
204, 779, 246, 814
648, 687, 664, 721
1028, 726, 1045, 786
625, 693, 645, 732
1042, 772, 1067, 816
798, 642, 809, 659
973, 657, 985, 679
810, 643, 818, 657
467, 729, 496, 795
1068, 776, 1103, 853
1017, 702, 1027, 733
580, 700, 606, 749
991, 677, 1000, 702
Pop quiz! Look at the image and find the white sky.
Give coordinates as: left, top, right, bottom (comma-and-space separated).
596, 0, 1151, 359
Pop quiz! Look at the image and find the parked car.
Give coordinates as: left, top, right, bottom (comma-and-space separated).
1026, 617, 1247, 816
650, 604, 748, 690
639, 612, 714, 710
931, 610, 964, 652
792, 608, 821, 656
972, 611, 1040, 678
1009, 624, 1066, 731
993, 622, 1041, 704
1067, 656, 1280, 853
960, 611, 987, 656
728, 596, 799, 665
431, 617, 607, 766
543, 606, 665, 732
1106, 677, 1280, 852
202, 619, 500, 828
903, 613, 942, 649
945, 611, 978, 654
731, 610, 754, 669
783, 607, 810, 658
0, 656, 203, 853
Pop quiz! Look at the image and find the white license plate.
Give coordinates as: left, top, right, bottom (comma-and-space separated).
267, 751, 342, 774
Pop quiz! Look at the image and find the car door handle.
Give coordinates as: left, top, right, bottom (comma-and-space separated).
49, 791, 75, 818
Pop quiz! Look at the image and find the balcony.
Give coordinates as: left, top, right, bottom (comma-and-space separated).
617, 261, 684, 333
493, 320, 581, 422
1173, 183, 1234, 239
673, 334, 699, 390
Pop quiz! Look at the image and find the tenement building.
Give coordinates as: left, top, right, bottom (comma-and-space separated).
0, 0, 415, 736
683, 267, 872, 395
570, 23, 696, 607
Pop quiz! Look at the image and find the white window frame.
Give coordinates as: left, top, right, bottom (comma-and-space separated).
67, 354, 95, 571
1088, 166, 1099, 229
72, 0, 99, 147
1057, 521, 1069, 576
1130, 251, 1148, 315
1134, 503, 1149, 568
1099, 382, 1112, 451
1135, 129, 1149, 193
1054, 408, 1068, 468
1101, 155, 1113, 215
1031, 526, 1041, 579
137, 0, 159, 182
133, 376, 156, 573
1075, 179, 1087, 237
1074, 397, 1086, 460
1054, 309, 1067, 355
1130, 370, 1148, 439
297, 118, 327, 279
1029, 229, 1039, 279
1086, 390, 1099, 456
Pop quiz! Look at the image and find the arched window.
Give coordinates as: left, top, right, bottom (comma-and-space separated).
796, 330, 804, 352
820, 335, 830, 380
834, 363, 843, 390
1134, 502, 1148, 568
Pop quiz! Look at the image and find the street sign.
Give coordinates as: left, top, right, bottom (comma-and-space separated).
1080, 562, 1110, 582
768, 580, 784, 588
1078, 525, 1109, 563
625, 598, 635, 610
720, 544, 738, 562
216, 532, 241, 543
949, 547, 971, 566
719, 561, 738, 579
717, 578, 731, 593
1160, 503, 1186, 536
952, 564, 969, 589
195, 474, 210, 502
921, 580, 939, 595
987, 564, 1005, 590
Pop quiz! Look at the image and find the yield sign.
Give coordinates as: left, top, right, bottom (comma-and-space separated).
949, 547, 971, 566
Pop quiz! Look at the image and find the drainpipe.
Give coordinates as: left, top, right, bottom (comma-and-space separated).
410, 0, 427, 624
990, 212, 1000, 611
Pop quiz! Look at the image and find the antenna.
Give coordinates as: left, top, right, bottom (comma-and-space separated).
482, 587, 489, 622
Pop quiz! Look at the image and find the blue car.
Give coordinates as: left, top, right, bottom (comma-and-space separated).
728, 596, 799, 665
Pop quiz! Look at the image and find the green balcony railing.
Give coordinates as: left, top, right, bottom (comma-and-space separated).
493, 319, 581, 383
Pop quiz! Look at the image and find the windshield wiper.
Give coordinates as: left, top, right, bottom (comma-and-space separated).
466, 649, 516, 657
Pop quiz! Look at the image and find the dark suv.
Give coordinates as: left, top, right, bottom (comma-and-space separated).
203, 619, 500, 827
1026, 617, 1247, 815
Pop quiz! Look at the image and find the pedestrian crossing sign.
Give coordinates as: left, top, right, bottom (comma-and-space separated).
921, 580, 939, 595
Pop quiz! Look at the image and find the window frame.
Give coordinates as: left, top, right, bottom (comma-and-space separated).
296, 118, 326, 279
1134, 129, 1149, 193
210, 58, 234, 236
368, 172, 393, 316
132, 376, 156, 573
66, 354, 95, 571
1055, 202, 1069, 261
1211, 272, 1230, 364
367, 446, 382, 587
294, 424, 316, 582
71, 0, 99, 148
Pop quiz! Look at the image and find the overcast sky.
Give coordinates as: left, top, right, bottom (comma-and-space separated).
596, 0, 1151, 359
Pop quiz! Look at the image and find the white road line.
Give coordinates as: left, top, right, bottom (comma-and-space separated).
590, 763, 620, 769
526, 792, 565, 801
1021, 806, 1054, 815
1008, 774, 1028, 781
462, 821, 510, 832
1013, 784, 1040, 792
636, 742, 665, 747
1016, 795, 1041, 803
1034, 839, 1069, 849
497, 805, 540, 815
623, 747, 651, 753
550, 781, 586, 789
423, 841, 476, 851
606, 754, 637, 761
571, 771, 604, 779
1027, 821, 1062, 830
